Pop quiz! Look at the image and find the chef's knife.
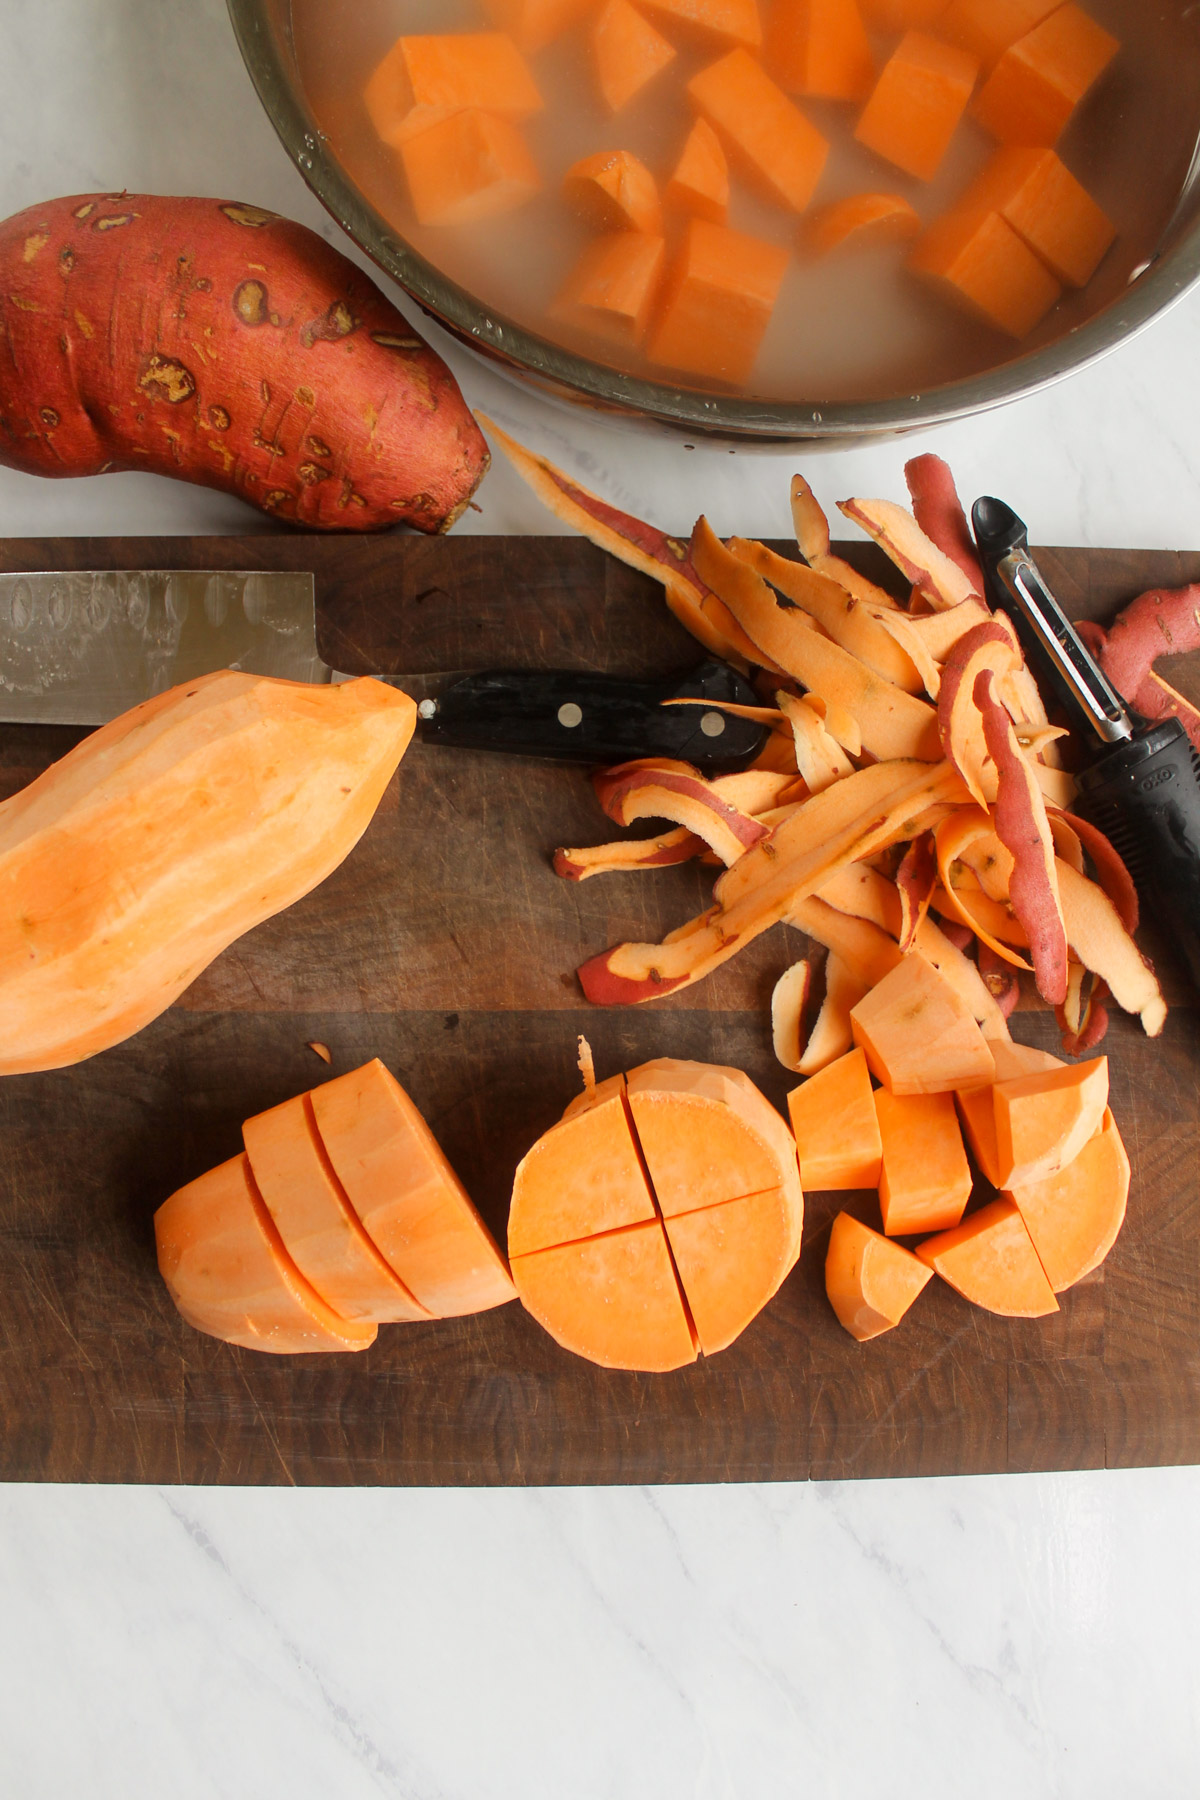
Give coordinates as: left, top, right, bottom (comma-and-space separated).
0, 569, 769, 771
971, 497, 1200, 987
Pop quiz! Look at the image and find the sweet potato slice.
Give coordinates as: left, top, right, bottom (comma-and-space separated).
512, 1220, 699, 1371
508, 1077, 658, 1255
243, 1094, 429, 1323
665, 118, 730, 223
155, 1154, 378, 1353
875, 1089, 973, 1236
788, 1045, 882, 1190
767, 0, 875, 101
401, 109, 541, 225
563, 150, 663, 234
855, 31, 980, 182
909, 205, 1062, 339
482, 418, 767, 668
807, 192, 921, 256
851, 952, 996, 1095
592, 0, 677, 112
973, 4, 1119, 146
837, 496, 982, 611
365, 33, 543, 148
825, 1212, 932, 1340
552, 231, 667, 346
665, 1185, 801, 1352
625, 1058, 802, 1217
904, 454, 984, 592
648, 219, 790, 384
1007, 1107, 1129, 1291
917, 1197, 1059, 1316
958, 146, 1115, 286
688, 48, 830, 214
993, 1055, 1109, 1189
311, 1059, 516, 1317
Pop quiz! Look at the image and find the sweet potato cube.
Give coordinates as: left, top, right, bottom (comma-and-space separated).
647, 217, 789, 383
859, 0, 946, 26
767, 0, 875, 102
973, 4, 1120, 146
909, 205, 1062, 337
626, 1058, 801, 1215
400, 109, 540, 225
640, 0, 764, 48
993, 1054, 1109, 1189
807, 190, 921, 256
959, 146, 1115, 286
364, 33, 542, 149
592, 0, 677, 112
665, 117, 730, 223
825, 1211, 932, 1340
855, 31, 980, 182
664, 1185, 800, 1352
688, 47, 830, 214
875, 1089, 973, 1236
564, 149, 663, 234
552, 231, 667, 345
787, 1046, 882, 1190
511, 1220, 698, 1371
1006, 1107, 1129, 1291
850, 952, 995, 1095
954, 1039, 1063, 1185
938, 0, 1059, 69
482, 0, 592, 53
917, 1196, 1059, 1316
508, 1080, 658, 1255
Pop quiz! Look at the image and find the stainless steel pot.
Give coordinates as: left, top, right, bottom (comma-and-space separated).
228, 0, 1200, 444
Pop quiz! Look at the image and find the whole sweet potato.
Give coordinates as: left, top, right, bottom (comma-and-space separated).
0, 193, 488, 531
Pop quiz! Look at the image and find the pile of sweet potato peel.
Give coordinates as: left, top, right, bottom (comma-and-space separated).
486, 420, 1170, 1066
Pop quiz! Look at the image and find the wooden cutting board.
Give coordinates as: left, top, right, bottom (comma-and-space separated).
1, 530, 1198, 1487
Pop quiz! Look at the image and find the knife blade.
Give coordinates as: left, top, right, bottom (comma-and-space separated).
0, 569, 771, 771
971, 497, 1200, 988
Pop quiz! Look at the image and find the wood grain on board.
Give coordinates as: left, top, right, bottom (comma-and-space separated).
0, 531, 1197, 1487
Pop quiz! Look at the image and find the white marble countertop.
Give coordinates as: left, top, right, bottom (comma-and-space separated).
1, 3, 1198, 1795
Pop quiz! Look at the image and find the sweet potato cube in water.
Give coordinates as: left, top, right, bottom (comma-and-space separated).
647, 217, 789, 383
626, 1058, 801, 1215
855, 31, 980, 182
850, 952, 995, 1095
482, 0, 592, 53
508, 1077, 659, 1254
1006, 1107, 1129, 1292
154, 1155, 378, 1353
825, 1211, 932, 1340
401, 109, 540, 225
859, 0, 946, 27
552, 231, 667, 345
688, 48, 830, 214
640, 0, 764, 49
917, 1196, 1059, 1317
243, 1094, 428, 1323
959, 146, 1115, 286
364, 33, 542, 148
592, 0, 677, 113
310, 1059, 516, 1317
767, 0, 875, 102
512, 1220, 699, 1371
665, 1185, 801, 1353
874, 1089, 973, 1236
973, 4, 1120, 146
807, 191, 921, 256
665, 117, 730, 223
564, 149, 663, 234
938, 0, 1059, 69
788, 1047, 882, 1190
909, 205, 1062, 338
992, 1054, 1109, 1189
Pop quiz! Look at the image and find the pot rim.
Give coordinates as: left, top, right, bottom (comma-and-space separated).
227, 0, 1200, 441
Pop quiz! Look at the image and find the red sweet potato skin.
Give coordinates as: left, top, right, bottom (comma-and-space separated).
0, 194, 488, 531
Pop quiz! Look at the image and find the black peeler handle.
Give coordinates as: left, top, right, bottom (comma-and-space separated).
1076, 717, 1200, 990
415, 659, 771, 772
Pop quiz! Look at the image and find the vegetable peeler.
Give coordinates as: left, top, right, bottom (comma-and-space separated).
972, 496, 1200, 988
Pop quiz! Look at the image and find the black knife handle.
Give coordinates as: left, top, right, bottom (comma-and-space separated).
1075, 718, 1200, 989
417, 660, 771, 773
